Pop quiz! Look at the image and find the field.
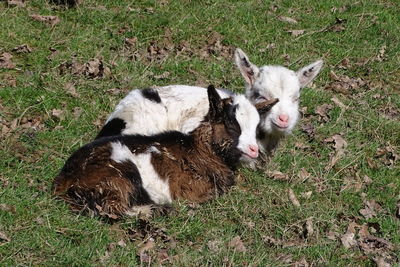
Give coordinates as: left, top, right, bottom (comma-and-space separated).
0, 0, 399, 265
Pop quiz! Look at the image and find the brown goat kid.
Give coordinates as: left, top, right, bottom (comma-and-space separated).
53, 85, 278, 219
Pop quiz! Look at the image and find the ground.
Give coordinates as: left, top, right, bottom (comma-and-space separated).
0, 0, 399, 265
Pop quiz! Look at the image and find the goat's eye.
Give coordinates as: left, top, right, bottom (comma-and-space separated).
292, 96, 300, 102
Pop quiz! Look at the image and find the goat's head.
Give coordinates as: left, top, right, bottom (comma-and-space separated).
206, 85, 278, 163
234, 48, 323, 138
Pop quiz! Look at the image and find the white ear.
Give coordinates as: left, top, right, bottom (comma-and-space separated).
234, 48, 260, 89
296, 60, 324, 88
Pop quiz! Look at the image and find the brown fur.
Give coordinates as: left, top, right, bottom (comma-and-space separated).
53, 85, 276, 219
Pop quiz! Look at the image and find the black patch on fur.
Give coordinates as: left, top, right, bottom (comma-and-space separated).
95, 118, 126, 139
121, 161, 153, 206
141, 88, 161, 103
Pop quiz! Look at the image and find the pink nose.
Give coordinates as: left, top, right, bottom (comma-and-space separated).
247, 145, 259, 158
278, 114, 289, 123
277, 114, 289, 128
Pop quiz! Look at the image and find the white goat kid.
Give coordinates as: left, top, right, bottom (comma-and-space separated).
96, 48, 323, 161
234, 48, 323, 155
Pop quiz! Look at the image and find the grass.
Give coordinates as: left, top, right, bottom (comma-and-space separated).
1, 0, 399, 265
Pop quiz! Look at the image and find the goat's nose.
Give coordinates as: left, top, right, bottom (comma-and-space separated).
248, 145, 259, 158
278, 114, 289, 123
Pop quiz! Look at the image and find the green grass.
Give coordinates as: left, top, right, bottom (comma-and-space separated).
1, 0, 399, 265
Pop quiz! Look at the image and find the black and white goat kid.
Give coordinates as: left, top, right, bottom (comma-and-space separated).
96, 48, 323, 163
53, 85, 278, 218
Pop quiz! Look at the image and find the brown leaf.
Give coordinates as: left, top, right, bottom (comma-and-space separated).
30, 14, 60, 26
376, 45, 387, 62
64, 82, 79, 98
305, 218, 314, 238
288, 188, 300, 207
359, 200, 382, 219
12, 44, 32, 53
266, 170, 289, 181
315, 104, 333, 122
51, 109, 64, 120
300, 191, 312, 199
375, 145, 399, 166
298, 168, 311, 182
0, 53, 16, 69
228, 236, 247, 252
0, 204, 16, 213
287, 29, 305, 37
207, 240, 221, 252
301, 123, 315, 138
49, 0, 81, 7
277, 16, 298, 24
153, 71, 170, 80
0, 231, 10, 242
326, 71, 365, 94
72, 107, 83, 119
331, 96, 347, 109
125, 37, 137, 46
7, 0, 25, 7
341, 223, 357, 249
117, 239, 127, 248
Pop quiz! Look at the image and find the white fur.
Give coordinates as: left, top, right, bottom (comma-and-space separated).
104, 48, 323, 157
110, 142, 172, 204
107, 86, 259, 158
233, 95, 260, 158
235, 48, 323, 154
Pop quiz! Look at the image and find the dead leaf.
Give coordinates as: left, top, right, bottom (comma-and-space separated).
0, 231, 10, 242
376, 45, 387, 62
12, 44, 32, 53
331, 96, 347, 109
300, 123, 315, 139
287, 29, 305, 37
305, 218, 314, 238
277, 16, 298, 24
64, 82, 79, 98
125, 37, 137, 46
375, 145, 399, 166
326, 71, 365, 94
315, 104, 333, 122
298, 168, 311, 182
0, 53, 16, 69
207, 240, 221, 252
72, 107, 83, 119
300, 191, 312, 199
288, 189, 300, 207
153, 71, 170, 80
359, 200, 382, 219
266, 170, 289, 181
0, 204, 16, 213
51, 109, 64, 120
6, 0, 25, 7
373, 257, 391, 267
117, 239, 127, 248
228, 236, 246, 252
341, 223, 357, 249
363, 175, 372, 185
49, 0, 81, 7
30, 14, 60, 26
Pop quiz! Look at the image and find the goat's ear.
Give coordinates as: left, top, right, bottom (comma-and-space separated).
207, 85, 224, 121
296, 60, 323, 89
234, 48, 260, 90
255, 98, 279, 115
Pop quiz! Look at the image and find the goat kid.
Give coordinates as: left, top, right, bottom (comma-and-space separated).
53, 85, 278, 218
97, 48, 323, 160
